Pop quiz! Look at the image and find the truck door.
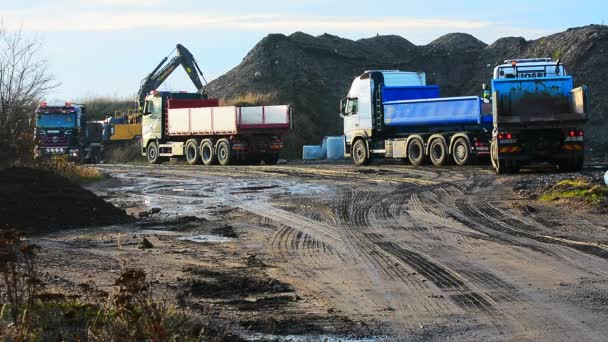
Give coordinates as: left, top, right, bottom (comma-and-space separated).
343, 97, 360, 134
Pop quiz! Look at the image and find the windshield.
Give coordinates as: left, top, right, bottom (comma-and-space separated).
37, 113, 76, 128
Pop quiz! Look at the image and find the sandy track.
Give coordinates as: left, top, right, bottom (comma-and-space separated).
84, 163, 608, 341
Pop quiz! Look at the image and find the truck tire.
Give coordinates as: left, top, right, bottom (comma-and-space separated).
185, 140, 201, 165
352, 139, 370, 166
201, 140, 217, 166
429, 139, 448, 167
573, 154, 584, 172
263, 153, 279, 165
91, 149, 99, 164
452, 137, 470, 166
217, 140, 232, 166
408, 138, 425, 166
147, 142, 161, 164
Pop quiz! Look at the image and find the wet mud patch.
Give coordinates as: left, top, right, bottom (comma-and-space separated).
183, 267, 293, 300
232, 185, 280, 194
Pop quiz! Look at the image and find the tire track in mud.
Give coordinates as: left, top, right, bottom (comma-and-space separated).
334, 185, 457, 316
454, 198, 608, 261
268, 222, 381, 315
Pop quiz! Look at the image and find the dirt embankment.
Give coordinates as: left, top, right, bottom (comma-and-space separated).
514, 170, 608, 212
0, 167, 132, 234
207, 25, 608, 157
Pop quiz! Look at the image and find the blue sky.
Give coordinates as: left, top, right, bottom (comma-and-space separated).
2, 0, 606, 101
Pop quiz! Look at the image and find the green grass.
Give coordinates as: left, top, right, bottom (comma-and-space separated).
539, 179, 608, 205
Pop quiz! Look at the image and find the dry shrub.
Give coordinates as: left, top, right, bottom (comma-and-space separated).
0, 237, 226, 341
40, 156, 103, 183
0, 230, 43, 339
219, 92, 278, 107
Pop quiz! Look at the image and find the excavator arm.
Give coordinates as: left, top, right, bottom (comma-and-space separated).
137, 44, 207, 111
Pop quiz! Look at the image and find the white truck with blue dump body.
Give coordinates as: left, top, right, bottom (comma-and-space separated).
341, 70, 492, 166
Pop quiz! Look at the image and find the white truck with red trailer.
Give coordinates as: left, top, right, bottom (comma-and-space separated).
141, 91, 291, 165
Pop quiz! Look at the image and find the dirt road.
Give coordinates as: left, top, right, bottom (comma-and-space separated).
36, 163, 608, 341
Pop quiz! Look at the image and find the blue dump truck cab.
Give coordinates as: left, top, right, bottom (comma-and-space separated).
342, 70, 492, 166
489, 58, 588, 173
34, 102, 103, 163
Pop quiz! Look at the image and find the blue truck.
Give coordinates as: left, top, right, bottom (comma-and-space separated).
342, 70, 492, 166
34, 102, 103, 163
489, 59, 588, 173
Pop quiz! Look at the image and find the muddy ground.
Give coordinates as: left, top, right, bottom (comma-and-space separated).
32, 162, 608, 341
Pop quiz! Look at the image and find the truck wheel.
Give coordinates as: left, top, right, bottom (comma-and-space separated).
91, 150, 99, 164
573, 154, 584, 171
147, 142, 161, 164
352, 139, 370, 166
452, 138, 470, 166
217, 140, 232, 166
185, 140, 201, 165
429, 139, 448, 167
408, 138, 425, 166
263, 153, 279, 165
201, 140, 217, 166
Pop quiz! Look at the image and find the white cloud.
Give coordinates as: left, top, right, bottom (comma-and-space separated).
2, 7, 490, 33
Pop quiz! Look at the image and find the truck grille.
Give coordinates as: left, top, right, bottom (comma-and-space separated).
40, 136, 69, 147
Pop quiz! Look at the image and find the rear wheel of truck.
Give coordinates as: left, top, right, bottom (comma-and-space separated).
217, 140, 232, 166
408, 138, 425, 166
263, 153, 279, 165
147, 142, 161, 164
201, 140, 217, 166
352, 139, 370, 166
429, 139, 448, 167
452, 138, 470, 166
185, 140, 201, 165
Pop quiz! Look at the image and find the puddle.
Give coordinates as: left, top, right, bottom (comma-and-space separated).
177, 234, 235, 243
244, 334, 380, 342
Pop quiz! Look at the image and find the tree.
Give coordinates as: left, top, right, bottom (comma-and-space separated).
0, 26, 57, 162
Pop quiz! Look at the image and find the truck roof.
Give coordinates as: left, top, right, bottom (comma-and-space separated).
359, 70, 427, 86
36, 102, 84, 112
493, 58, 566, 79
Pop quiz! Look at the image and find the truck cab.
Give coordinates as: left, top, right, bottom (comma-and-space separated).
34, 102, 102, 162
140, 91, 216, 158
342, 70, 427, 156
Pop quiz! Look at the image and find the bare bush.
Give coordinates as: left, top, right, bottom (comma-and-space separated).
0, 230, 42, 337
0, 26, 57, 163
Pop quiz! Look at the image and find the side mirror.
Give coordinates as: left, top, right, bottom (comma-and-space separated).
339, 98, 347, 117
143, 111, 152, 116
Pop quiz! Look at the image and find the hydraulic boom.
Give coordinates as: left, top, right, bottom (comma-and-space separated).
137, 44, 207, 112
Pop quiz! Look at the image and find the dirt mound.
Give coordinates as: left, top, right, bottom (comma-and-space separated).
207, 25, 608, 158
0, 167, 131, 234
429, 33, 487, 50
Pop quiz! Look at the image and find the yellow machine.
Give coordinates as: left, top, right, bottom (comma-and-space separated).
103, 109, 141, 142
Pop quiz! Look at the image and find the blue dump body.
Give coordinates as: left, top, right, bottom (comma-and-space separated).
491, 76, 581, 121
382, 85, 486, 128
382, 85, 439, 102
